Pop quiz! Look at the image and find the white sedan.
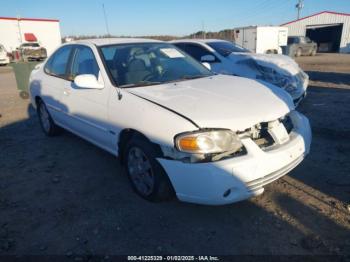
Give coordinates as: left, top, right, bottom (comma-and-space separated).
29, 38, 311, 205
171, 39, 309, 106
0, 44, 10, 65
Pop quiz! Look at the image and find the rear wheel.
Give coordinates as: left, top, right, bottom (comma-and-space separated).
37, 100, 61, 136
123, 136, 174, 202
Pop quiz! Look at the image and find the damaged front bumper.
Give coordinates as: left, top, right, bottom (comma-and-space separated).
157, 111, 311, 205
291, 71, 309, 106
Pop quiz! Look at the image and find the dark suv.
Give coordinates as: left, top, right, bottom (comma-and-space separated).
287, 36, 317, 57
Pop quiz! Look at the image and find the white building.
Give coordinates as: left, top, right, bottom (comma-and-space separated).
0, 16, 62, 55
281, 11, 350, 53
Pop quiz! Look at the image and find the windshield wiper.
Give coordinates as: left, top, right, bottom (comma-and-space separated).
120, 81, 162, 88
164, 75, 210, 84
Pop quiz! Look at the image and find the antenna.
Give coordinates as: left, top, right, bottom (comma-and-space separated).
17, 13, 23, 44
102, 3, 111, 37
296, 0, 304, 19
201, 21, 206, 39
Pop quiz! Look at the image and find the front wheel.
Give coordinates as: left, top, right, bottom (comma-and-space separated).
310, 48, 317, 56
123, 136, 174, 202
37, 100, 61, 136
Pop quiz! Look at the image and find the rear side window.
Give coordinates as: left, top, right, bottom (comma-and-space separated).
45, 45, 73, 78
70, 46, 99, 78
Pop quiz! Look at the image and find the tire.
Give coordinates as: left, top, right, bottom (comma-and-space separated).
295, 48, 302, 57
310, 48, 317, 56
37, 100, 61, 136
123, 136, 174, 202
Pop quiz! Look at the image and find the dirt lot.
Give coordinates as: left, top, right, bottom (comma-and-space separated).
0, 53, 349, 259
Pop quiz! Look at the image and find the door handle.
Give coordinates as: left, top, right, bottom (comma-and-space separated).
63, 89, 70, 96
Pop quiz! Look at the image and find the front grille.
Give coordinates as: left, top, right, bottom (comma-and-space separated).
280, 115, 293, 134
251, 123, 275, 149
248, 115, 294, 149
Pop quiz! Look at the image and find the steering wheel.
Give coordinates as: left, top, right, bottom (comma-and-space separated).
142, 73, 157, 82
159, 68, 173, 80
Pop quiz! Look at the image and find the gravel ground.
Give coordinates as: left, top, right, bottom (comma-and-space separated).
0, 53, 349, 259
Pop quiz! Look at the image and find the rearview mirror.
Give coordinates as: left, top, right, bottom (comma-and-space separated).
201, 55, 216, 63
74, 74, 104, 89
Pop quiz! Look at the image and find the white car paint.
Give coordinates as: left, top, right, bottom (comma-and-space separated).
129, 75, 292, 131
0, 44, 10, 65
171, 39, 309, 105
29, 38, 311, 205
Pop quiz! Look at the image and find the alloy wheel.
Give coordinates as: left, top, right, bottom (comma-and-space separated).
39, 103, 51, 133
127, 147, 155, 196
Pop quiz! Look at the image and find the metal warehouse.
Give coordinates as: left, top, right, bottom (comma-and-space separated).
282, 11, 350, 53
0, 16, 62, 55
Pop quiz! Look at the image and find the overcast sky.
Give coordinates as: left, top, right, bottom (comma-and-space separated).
2, 0, 350, 36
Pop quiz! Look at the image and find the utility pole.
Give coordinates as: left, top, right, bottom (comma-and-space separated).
296, 0, 304, 19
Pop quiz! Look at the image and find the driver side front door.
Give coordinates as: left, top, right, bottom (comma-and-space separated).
61, 45, 113, 151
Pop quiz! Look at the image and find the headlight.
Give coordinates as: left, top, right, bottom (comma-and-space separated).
284, 82, 298, 93
175, 129, 243, 154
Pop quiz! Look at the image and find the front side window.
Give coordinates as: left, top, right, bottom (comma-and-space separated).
100, 43, 213, 88
175, 43, 214, 61
45, 45, 73, 78
288, 37, 295, 44
207, 41, 250, 56
70, 46, 99, 78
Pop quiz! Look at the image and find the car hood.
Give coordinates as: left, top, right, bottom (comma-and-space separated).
229, 53, 302, 76
128, 75, 294, 131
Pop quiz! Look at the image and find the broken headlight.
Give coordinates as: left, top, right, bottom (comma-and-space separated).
175, 129, 243, 154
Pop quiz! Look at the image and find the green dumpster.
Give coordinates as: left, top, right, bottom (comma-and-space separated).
10, 61, 40, 99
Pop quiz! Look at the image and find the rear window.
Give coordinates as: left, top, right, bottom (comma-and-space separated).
22, 43, 40, 47
288, 37, 298, 44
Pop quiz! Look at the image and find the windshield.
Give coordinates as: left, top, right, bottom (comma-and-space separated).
100, 43, 213, 88
208, 41, 250, 56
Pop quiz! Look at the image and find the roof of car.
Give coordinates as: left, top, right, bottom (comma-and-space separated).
72, 38, 163, 46
170, 39, 229, 44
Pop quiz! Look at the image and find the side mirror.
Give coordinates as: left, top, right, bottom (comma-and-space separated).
202, 62, 211, 70
74, 74, 104, 89
201, 54, 216, 63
